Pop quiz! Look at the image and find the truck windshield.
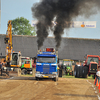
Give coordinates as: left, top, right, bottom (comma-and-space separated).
11, 53, 18, 65
38, 56, 56, 63
63, 61, 71, 67
87, 57, 99, 65
21, 58, 27, 64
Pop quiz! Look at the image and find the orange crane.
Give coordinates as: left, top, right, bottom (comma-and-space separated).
4, 20, 13, 66
4, 20, 22, 68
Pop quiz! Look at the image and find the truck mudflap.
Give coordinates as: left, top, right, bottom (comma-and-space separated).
35, 74, 57, 78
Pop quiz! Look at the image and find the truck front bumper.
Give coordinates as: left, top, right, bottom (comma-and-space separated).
35, 73, 57, 78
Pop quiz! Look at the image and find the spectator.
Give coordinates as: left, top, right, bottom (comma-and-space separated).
22, 60, 24, 65
0, 62, 2, 70
96, 68, 100, 85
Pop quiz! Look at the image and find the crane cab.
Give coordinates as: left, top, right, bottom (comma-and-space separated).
10, 52, 22, 67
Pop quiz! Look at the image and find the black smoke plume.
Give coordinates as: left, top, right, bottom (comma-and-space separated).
31, 0, 100, 49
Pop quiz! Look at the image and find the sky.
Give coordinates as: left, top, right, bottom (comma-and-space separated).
1, 0, 100, 39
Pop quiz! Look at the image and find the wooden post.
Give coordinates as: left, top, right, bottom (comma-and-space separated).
17, 68, 21, 76
1, 68, 2, 76
32, 68, 36, 77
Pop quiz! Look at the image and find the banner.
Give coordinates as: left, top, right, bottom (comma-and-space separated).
66, 21, 96, 28
31, 20, 96, 28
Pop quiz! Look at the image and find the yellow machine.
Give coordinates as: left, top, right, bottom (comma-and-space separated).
4, 20, 21, 68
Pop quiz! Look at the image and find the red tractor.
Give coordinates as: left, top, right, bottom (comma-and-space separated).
74, 55, 100, 78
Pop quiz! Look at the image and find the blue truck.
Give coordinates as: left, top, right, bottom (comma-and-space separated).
35, 48, 59, 81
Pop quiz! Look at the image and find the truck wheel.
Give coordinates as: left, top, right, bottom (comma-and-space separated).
88, 73, 91, 77
54, 77, 58, 82
21, 69, 27, 75
36, 77, 39, 81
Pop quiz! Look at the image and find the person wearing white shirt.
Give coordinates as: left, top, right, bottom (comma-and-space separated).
96, 68, 100, 85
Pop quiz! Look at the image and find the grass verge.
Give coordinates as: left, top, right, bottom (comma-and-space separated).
62, 75, 94, 80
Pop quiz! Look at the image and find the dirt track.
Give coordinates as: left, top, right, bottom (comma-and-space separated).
0, 77, 98, 100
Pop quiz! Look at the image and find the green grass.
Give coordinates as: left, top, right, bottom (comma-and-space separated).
62, 75, 75, 78
62, 75, 94, 80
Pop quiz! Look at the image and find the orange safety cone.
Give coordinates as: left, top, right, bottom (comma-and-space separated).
98, 82, 100, 89
96, 79, 99, 87
94, 77, 96, 85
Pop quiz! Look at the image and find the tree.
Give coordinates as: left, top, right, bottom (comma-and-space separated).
11, 17, 36, 36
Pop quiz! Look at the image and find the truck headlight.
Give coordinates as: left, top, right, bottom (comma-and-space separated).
36, 71, 40, 74
52, 72, 57, 74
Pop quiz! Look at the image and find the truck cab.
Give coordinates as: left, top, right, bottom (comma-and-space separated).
35, 48, 58, 81
84, 55, 100, 74
9, 51, 22, 68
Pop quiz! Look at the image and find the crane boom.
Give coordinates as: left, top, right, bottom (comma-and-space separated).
4, 20, 12, 64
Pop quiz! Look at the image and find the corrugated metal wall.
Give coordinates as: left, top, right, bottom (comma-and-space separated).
0, 34, 100, 61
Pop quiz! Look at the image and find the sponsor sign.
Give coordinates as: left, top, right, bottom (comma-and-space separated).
31, 20, 96, 28
66, 21, 96, 28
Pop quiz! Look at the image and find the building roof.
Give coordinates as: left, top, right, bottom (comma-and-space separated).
0, 34, 100, 61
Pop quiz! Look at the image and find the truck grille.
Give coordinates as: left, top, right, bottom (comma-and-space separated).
43, 65, 50, 74
90, 64, 97, 72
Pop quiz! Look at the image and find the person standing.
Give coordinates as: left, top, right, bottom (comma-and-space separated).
0, 62, 2, 70
32, 58, 36, 77
96, 68, 100, 85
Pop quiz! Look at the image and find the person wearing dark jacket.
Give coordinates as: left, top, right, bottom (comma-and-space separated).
0, 62, 2, 70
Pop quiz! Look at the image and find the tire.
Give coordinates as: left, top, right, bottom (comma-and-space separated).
36, 77, 40, 81
27, 71, 30, 74
82, 67, 88, 78
21, 69, 27, 75
74, 65, 77, 78
79, 66, 83, 78
77, 67, 80, 78
88, 73, 91, 76
85, 67, 88, 78
75, 66, 83, 78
